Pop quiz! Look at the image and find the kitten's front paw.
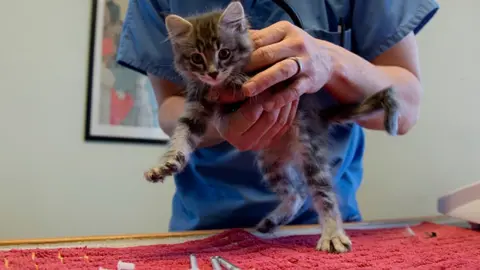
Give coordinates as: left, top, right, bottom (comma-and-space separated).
316, 229, 352, 253
144, 151, 186, 183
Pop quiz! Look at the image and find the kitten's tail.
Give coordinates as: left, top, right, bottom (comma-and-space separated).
319, 87, 399, 136
319, 103, 381, 123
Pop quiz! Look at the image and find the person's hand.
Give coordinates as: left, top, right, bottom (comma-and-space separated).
213, 20, 340, 151
242, 21, 337, 112
213, 89, 298, 151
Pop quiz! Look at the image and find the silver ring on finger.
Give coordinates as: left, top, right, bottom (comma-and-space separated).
288, 57, 303, 77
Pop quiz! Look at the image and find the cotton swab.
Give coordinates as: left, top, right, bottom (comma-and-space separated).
215, 256, 241, 270
211, 256, 222, 270
117, 260, 135, 270
190, 254, 199, 270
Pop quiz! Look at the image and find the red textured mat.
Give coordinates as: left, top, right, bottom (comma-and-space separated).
1, 222, 479, 269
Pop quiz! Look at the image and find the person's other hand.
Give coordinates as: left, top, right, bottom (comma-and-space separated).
213, 89, 298, 151
242, 21, 339, 112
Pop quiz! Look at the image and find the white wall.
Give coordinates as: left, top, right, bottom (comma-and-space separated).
0, 0, 173, 240
0, 0, 477, 240
358, 0, 480, 219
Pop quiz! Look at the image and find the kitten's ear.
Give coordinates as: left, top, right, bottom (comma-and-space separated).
165, 14, 193, 39
219, 1, 247, 31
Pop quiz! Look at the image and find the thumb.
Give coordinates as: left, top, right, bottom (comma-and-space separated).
248, 29, 259, 36
211, 113, 228, 135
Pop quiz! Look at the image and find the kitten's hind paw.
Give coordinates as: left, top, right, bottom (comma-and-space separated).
256, 218, 278, 234
144, 151, 186, 183
316, 230, 352, 253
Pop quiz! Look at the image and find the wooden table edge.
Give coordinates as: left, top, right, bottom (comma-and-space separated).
0, 215, 448, 247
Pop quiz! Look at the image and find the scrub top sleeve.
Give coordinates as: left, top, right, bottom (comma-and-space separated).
116, 0, 184, 86
352, 0, 440, 62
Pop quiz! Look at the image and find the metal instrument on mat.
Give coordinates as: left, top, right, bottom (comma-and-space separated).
213, 256, 240, 270
190, 254, 241, 270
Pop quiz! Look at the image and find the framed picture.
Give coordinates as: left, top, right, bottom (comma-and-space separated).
84, 0, 169, 144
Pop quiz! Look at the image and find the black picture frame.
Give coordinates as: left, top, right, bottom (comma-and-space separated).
84, 0, 169, 145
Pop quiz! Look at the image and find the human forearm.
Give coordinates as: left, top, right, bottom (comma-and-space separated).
322, 36, 422, 135
158, 96, 225, 148
157, 95, 185, 137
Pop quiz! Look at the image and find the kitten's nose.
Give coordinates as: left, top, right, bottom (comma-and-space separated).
208, 71, 219, 79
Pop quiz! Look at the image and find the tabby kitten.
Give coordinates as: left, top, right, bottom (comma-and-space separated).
145, 2, 399, 253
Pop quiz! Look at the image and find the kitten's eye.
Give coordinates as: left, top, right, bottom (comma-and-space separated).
218, 48, 231, 60
190, 53, 204, 65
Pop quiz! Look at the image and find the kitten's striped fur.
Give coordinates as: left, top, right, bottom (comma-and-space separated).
145, 2, 399, 253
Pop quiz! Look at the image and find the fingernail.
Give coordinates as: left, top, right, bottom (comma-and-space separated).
243, 82, 255, 96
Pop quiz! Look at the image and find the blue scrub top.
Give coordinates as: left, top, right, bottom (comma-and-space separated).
117, 0, 439, 231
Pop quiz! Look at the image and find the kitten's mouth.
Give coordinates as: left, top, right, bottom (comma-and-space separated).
196, 70, 231, 86
200, 77, 223, 86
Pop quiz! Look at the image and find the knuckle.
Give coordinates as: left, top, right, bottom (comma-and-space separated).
291, 39, 307, 53
266, 112, 278, 125
279, 64, 294, 78
277, 20, 292, 29
280, 94, 290, 106
279, 113, 289, 126
259, 48, 275, 63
